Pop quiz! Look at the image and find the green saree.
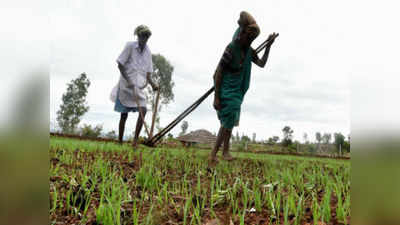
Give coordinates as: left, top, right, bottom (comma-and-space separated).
216, 30, 253, 129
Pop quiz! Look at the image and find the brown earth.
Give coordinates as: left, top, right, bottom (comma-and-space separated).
49, 146, 350, 225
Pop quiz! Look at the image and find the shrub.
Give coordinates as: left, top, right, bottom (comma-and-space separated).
237, 140, 249, 152
282, 138, 293, 147
342, 141, 350, 153
80, 124, 103, 138
288, 143, 297, 153
307, 144, 317, 155
105, 130, 117, 140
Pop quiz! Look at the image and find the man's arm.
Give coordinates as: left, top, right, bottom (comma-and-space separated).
146, 72, 159, 91
118, 62, 134, 88
117, 43, 135, 88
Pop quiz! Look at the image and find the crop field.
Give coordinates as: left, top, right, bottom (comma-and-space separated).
49, 137, 350, 225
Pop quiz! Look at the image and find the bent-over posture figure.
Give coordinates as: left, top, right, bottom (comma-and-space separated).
210, 11, 278, 162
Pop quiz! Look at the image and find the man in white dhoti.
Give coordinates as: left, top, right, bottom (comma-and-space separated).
110, 25, 159, 148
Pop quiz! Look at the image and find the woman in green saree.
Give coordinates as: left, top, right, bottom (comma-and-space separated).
210, 11, 278, 162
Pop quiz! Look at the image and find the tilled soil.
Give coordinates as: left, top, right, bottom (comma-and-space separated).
49, 141, 350, 225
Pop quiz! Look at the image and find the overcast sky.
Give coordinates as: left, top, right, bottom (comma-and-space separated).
49, 0, 358, 142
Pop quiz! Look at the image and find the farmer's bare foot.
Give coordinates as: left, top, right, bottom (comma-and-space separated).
209, 147, 219, 163
222, 153, 235, 161
208, 156, 218, 167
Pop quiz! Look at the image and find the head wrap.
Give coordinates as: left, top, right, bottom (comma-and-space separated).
134, 25, 152, 37
236, 11, 260, 41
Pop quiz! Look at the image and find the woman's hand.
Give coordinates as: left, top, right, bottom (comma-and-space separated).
266, 32, 279, 47
213, 97, 221, 110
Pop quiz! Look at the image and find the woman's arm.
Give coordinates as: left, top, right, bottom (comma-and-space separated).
213, 65, 223, 110
251, 44, 271, 68
214, 45, 232, 110
252, 33, 278, 68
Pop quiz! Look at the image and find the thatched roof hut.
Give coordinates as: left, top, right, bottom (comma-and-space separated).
177, 129, 217, 146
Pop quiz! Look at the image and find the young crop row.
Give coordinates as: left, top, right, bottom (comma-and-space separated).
49, 137, 350, 225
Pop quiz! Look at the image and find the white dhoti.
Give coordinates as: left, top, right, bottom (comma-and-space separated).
110, 41, 153, 109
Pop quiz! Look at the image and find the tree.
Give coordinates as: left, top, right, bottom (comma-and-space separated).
303, 132, 309, 144
345, 134, 351, 152
180, 121, 188, 136
267, 136, 279, 145
56, 73, 91, 134
252, 133, 256, 143
241, 134, 251, 143
267, 136, 280, 145
282, 126, 294, 147
238, 134, 250, 151
322, 133, 332, 144
315, 131, 322, 152
316, 132, 322, 144
145, 54, 175, 130
343, 140, 350, 153
334, 132, 345, 155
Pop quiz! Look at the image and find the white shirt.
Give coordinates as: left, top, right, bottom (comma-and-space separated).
110, 41, 153, 107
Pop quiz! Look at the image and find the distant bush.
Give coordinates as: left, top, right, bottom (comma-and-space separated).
80, 124, 103, 138
334, 133, 346, 155
266, 136, 280, 145
105, 130, 117, 140
307, 144, 317, 155
237, 140, 249, 152
288, 143, 297, 153
343, 141, 350, 153
282, 138, 293, 147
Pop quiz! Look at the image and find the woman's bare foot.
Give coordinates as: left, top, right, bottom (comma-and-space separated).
209, 147, 219, 164
222, 153, 235, 161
